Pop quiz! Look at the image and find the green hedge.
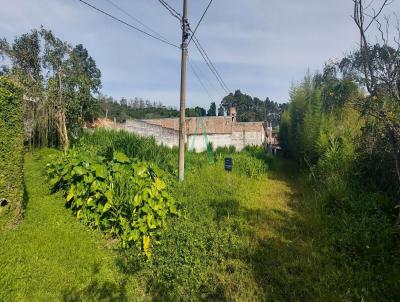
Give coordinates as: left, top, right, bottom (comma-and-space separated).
0, 77, 24, 229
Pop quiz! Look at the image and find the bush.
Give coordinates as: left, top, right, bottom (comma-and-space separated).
46, 146, 179, 256
0, 77, 23, 228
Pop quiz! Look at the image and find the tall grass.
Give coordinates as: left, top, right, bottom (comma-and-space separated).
80, 129, 275, 180
79, 129, 178, 175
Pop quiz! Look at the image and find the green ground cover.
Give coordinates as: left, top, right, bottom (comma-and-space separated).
0, 149, 147, 301
1, 131, 398, 301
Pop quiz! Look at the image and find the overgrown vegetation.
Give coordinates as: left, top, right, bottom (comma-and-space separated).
0, 77, 23, 229
46, 146, 178, 255
278, 7, 400, 293
280, 71, 400, 299
2, 1, 400, 300
79, 129, 178, 175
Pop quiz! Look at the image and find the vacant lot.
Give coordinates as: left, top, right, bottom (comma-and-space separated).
1, 140, 398, 301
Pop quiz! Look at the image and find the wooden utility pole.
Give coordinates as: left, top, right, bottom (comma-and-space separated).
178, 0, 189, 181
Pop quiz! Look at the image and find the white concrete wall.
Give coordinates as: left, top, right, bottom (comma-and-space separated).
122, 120, 179, 148
114, 119, 265, 152
231, 131, 265, 151
188, 134, 232, 152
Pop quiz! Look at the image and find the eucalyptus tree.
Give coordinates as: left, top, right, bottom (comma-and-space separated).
64, 44, 101, 139
0, 27, 102, 150
41, 28, 71, 149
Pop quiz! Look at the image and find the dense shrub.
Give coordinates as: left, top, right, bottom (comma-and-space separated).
280, 71, 400, 300
0, 77, 23, 228
46, 146, 178, 255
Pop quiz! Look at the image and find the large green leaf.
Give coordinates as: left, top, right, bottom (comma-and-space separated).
147, 212, 157, 229
143, 235, 151, 258
87, 197, 96, 207
113, 151, 129, 163
105, 190, 113, 203
103, 202, 112, 213
154, 177, 166, 190
73, 166, 86, 176
129, 229, 140, 242
93, 164, 107, 179
49, 176, 60, 187
136, 166, 148, 177
66, 187, 75, 202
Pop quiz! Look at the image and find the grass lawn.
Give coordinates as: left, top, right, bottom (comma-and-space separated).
0, 149, 147, 301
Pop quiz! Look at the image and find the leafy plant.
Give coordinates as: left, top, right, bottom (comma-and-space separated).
46, 146, 179, 256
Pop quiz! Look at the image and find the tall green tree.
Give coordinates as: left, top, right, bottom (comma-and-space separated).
207, 102, 216, 116
42, 28, 70, 149
64, 44, 101, 137
221, 90, 285, 126
0, 27, 102, 150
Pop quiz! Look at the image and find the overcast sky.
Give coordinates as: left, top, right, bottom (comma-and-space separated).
1, 0, 399, 107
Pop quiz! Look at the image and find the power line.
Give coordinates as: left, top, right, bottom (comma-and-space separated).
188, 0, 213, 46
157, 0, 182, 21
190, 57, 224, 100
188, 56, 215, 104
104, 0, 174, 44
190, 33, 230, 94
192, 36, 230, 93
192, 37, 228, 94
77, 0, 180, 49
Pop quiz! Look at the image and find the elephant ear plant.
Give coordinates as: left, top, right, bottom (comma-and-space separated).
46, 147, 179, 258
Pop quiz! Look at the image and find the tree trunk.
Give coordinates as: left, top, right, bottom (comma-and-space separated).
56, 71, 69, 150
55, 110, 69, 150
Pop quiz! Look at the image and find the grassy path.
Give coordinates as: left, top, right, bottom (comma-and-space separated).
0, 149, 344, 301
0, 150, 145, 301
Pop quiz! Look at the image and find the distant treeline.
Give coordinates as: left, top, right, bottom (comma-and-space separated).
97, 95, 179, 122
221, 90, 287, 126
98, 90, 286, 126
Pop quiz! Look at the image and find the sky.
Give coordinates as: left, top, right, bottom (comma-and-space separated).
1, 0, 399, 108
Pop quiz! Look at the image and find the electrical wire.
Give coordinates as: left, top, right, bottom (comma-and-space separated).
190, 57, 224, 100
190, 34, 230, 94
188, 0, 213, 45
77, 0, 180, 49
104, 0, 174, 44
188, 56, 215, 104
157, 0, 182, 21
